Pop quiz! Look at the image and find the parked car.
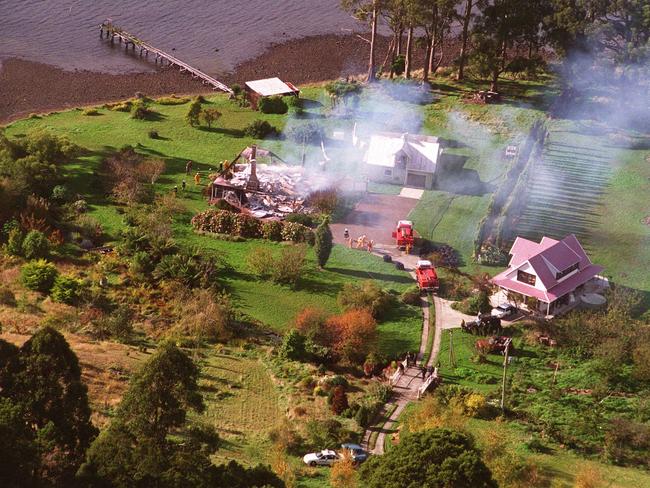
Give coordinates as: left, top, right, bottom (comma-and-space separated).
302, 449, 341, 467
341, 443, 368, 464
491, 303, 517, 319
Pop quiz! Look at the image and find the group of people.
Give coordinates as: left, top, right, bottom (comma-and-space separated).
396, 352, 439, 381
343, 228, 374, 252
170, 160, 205, 196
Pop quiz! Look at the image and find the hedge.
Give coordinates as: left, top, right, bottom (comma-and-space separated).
192, 209, 313, 244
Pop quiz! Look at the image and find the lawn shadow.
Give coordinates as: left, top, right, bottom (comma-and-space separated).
326, 267, 414, 285
198, 126, 244, 137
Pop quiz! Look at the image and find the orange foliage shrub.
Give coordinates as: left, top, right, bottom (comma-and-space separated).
293, 307, 329, 343
326, 309, 377, 364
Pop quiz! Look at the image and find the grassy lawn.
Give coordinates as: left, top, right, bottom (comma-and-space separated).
437, 329, 505, 394
466, 418, 650, 488
194, 348, 285, 466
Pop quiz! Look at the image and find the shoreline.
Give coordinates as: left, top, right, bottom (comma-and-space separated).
1, 33, 459, 124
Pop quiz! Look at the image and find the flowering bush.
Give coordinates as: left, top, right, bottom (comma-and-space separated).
192, 209, 313, 244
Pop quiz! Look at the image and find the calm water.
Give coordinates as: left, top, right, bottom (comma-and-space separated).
0, 0, 360, 74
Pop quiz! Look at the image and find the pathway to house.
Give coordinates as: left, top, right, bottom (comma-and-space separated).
360, 253, 475, 455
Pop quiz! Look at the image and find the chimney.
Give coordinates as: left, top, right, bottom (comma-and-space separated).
246, 145, 260, 191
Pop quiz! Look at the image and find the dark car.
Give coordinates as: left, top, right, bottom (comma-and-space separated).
341, 443, 368, 464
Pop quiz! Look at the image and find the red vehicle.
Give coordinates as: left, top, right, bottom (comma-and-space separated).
415, 260, 439, 293
392, 220, 414, 249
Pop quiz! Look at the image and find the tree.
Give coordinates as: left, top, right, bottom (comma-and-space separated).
3, 327, 97, 486
341, 0, 383, 82
326, 309, 377, 363
315, 216, 333, 268
186, 100, 202, 127
201, 108, 222, 128
330, 452, 359, 488
138, 158, 166, 185
359, 428, 496, 487
81, 343, 207, 487
416, 0, 459, 80
0, 398, 39, 488
329, 386, 350, 415
471, 0, 537, 91
457, 0, 480, 80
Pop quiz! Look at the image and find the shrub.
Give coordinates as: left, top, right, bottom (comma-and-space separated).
281, 221, 313, 243
21, 259, 58, 292
294, 307, 329, 344
279, 330, 308, 361
329, 386, 349, 415
51, 185, 71, 203
0, 286, 16, 306
233, 213, 262, 238
130, 251, 155, 280
305, 419, 347, 450
246, 247, 275, 279
186, 100, 202, 127
82, 108, 100, 116
338, 280, 393, 320
231, 84, 243, 96
50, 275, 83, 305
22, 230, 50, 259
5, 227, 24, 256
326, 309, 377, 364
89, 306, 133, 341
130, 99, 152, 120
258, 96, 288, 114
285, 213, 315, 227
287, 122, 324, 144
305, 187, 338, 214
244, 119, 276, 138
272, 245, 307, 287
261, 220, 283, 241
400, 286, 421, 305
107, 100, 132, 112
391, 54, 405, 75
201, 108, 222, 128
155, 95, 189, 105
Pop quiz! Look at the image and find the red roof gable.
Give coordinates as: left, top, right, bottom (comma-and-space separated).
492, 234, 602, 302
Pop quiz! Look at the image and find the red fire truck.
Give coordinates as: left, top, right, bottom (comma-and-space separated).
415, 260, 439, 293
392, 220, 414, 250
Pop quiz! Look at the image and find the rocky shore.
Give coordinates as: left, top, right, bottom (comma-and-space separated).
1, 33, 459, 123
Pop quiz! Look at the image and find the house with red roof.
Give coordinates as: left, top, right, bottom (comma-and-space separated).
491, 234, 604, 316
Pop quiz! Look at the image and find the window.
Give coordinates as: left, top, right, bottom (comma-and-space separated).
517, 270, 536, 286
556, 262, 579, 280
384, 169, 392, 176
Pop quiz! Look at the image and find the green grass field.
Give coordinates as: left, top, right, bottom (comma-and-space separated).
4, 89, 423, 357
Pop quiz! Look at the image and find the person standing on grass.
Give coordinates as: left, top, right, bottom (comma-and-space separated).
173, 185, 178, 196
194, 172, 201, 185
182, 180, 186, 191
186, 160, 193, 174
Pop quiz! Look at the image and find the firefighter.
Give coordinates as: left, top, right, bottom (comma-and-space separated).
405, 242, 411, 255
367, 239, 374, 252
173, 185, 178, 196
194, 172, 201, 185
185, 160, 193, 175
181, 180, 186, 191
343, 228, 350, 240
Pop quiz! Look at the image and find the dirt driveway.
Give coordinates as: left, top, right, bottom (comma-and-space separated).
331, 193, 419, 247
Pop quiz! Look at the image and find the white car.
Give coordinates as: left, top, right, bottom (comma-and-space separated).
302, 449, 341, 467
491, 303, 517, 319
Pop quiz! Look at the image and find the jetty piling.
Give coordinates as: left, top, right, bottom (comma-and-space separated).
99, 20, 233, 94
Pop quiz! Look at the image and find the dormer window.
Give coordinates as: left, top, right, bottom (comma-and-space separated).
556, 262, 579, 280
517, 270, 536, 286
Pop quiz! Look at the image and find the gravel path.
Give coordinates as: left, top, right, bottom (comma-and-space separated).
361, 253, 441, 455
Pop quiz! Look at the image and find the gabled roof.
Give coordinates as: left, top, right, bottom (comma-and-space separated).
244, 77, 299, 97
491, 234, 603, 302
365, 132, 441, 173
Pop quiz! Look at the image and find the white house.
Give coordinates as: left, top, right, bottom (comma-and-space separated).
363, 132, 442, 189
491, 234, 604, 316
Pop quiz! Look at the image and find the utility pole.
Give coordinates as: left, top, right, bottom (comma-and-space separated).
500, 342, 510, 411
448, 330, 456, 369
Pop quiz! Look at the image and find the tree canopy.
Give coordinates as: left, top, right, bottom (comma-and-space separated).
359, 428, 496, 488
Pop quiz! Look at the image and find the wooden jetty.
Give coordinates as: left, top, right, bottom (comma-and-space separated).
99, 20, 233, 95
